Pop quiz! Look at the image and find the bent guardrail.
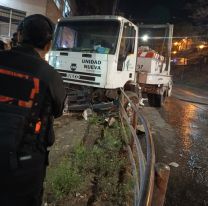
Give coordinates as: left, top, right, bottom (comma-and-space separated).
119, 88, 170, 206
119, 88, 155, 206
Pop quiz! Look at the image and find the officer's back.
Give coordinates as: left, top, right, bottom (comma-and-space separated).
0, 14, 66, 206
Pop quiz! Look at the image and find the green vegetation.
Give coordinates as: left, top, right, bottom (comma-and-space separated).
88, 114, 103, 125
45, 116, 133, 205
46, 158, 87, 198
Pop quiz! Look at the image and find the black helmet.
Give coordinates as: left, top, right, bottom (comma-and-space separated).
18, 14, 55, 49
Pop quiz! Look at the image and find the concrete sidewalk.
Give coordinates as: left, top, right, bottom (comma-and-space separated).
49, 114, 88, 165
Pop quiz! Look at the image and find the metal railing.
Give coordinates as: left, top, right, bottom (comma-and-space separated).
119, 88, 156, 206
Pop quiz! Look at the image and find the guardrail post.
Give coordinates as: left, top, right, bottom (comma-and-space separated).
120, 92, 124, 116
129, 111, 137, 150
152, 163, 170, 206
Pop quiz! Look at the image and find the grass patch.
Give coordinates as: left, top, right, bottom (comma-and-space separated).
46, 158, 86, 198
45, 118, 133, 205
88, 113, 103, 125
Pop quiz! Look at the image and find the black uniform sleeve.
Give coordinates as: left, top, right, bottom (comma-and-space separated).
49, 71, 66, 118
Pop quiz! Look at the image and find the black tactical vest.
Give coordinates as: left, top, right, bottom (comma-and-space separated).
0, 67, 46, 172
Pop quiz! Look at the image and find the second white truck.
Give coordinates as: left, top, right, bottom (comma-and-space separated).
137, 24, 173, 107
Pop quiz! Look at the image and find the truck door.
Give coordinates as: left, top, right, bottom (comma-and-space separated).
117, 23, 136, 71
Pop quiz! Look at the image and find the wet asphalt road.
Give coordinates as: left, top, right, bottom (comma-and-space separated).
143, 86, 208, 206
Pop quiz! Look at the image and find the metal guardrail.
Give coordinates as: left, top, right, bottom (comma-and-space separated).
119, 88, 156, 206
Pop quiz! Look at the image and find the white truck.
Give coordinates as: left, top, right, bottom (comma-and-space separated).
137, 24, 173, 107
48, 16, 173, 109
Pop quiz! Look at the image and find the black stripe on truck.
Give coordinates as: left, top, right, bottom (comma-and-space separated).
59, 73, 67, 77
80, 76, 95, 81
63, 78, 100, 85
57, 69, 101, 77
59, 72, 95, 81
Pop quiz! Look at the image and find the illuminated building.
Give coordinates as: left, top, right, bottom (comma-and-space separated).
0, 0, 75, 38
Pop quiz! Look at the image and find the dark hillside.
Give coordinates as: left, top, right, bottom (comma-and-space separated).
171, 64, 208, 89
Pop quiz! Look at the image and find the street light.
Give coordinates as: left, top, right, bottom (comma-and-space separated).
142, 34, 149, 42
198, 44, 205, 49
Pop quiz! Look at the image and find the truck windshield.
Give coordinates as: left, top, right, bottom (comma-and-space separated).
53, 20, 120, 54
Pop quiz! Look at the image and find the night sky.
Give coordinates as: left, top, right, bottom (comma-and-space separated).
118, 0, 189, 24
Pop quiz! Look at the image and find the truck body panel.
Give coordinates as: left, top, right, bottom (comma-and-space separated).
138, 72, 171, 85
49, 51, 109, 88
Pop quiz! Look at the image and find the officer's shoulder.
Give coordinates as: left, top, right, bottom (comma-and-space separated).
38, 59, 62, 81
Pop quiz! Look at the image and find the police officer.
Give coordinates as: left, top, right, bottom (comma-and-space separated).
11, 32, 18, 47
0, 39, 5, 50
0, 14, 66, 206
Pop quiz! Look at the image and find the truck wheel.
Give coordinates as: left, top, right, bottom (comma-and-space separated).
155, 93, 165, 107
147, 93, 155, 107
123, 91, 139, 126
147, 93, 165, 107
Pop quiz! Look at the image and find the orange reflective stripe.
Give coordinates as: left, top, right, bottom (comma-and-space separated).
35, 121, 42, 134
0, 69, 13, 76
0, 96, 13, 102
30, 78, 40, 99
0, 69, 29, 79
18, 100, 33, 108
0, 68, 40, 108
14, 73, 29, 79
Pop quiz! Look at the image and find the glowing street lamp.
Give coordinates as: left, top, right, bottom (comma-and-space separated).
172, 51, 177, 55
142, 34, 149, 42
198, 44, 205, 49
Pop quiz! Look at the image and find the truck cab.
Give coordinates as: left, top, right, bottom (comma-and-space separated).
49, 16, 138, 90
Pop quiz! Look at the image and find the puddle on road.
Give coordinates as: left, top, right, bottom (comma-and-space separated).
162, 101, 197, 152
157, 97, 208, 205
161, 98, 208, 175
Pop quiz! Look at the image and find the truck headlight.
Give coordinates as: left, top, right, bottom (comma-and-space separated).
55, 60, 60, 68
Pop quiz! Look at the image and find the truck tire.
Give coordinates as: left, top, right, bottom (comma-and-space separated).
155, 93, 165, 107
155, 94, 162, 107
147, 93, 165, 107
147, 94, 155, 107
